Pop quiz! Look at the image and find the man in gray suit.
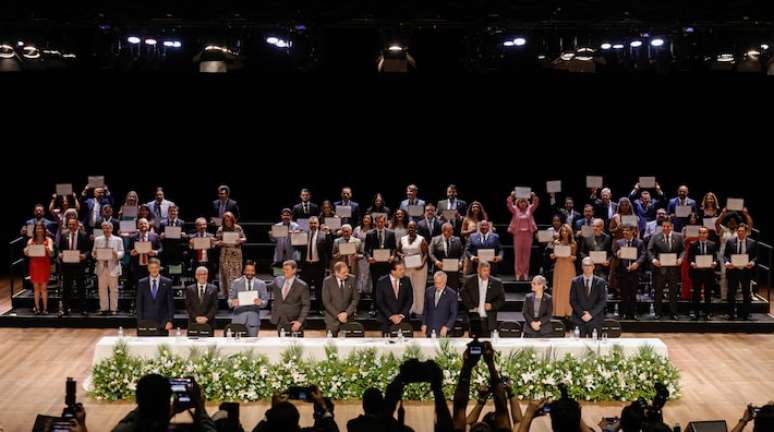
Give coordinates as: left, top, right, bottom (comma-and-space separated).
270, 260, 310, 333
185, 266, 219, 330
429, 223, 464, 291
647, 219, 685, 320
322, 261, 360, 335
228, 261, 270, 337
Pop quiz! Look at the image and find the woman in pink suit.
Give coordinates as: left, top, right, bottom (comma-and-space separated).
507, 191, 539, 280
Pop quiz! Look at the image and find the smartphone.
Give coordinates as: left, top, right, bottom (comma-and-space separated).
287, 386, 313, 401
170, 378, 194, 410
602, 417, 619, 432
470, 345, 482, 355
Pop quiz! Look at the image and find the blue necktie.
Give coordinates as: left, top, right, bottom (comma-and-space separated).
151, 279, 158, 299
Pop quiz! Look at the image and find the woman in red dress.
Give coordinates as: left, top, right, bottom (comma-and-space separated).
24, 222, 54, 314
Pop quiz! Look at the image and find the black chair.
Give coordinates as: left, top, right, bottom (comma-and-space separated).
277, 324, 304, 338
223, 323, 249, 337
338, 322, 365, 338
137, 320, 167, 337
187, 323, 214, 337
550, 320, 566, 338
448, 320, 467, 338
498, 321, 522, 338
387, 321, 414, 338
601, 319, 622, 338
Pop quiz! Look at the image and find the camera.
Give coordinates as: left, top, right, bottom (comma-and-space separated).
637, 383, 671, 425
170, 378, 195, 412
287, 386, 314, 401
61, 377, 77, 419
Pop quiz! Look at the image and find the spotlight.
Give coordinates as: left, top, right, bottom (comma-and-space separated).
17, 41, 24, 47
163, 40, 182, 48
683, 27, 694, 33
746, 49, 761, 58
513, 37, 526, 46
575, 48, 594, 61
559, 51, 575, 61
651, 38, 665, 47
0, 44, 15, 58
62, 53, 77, 59
613, 44, 625, 49
266, 36, 291, 49
762, 44, 770, 51
388, 44, 404, 52
127, 36, 141, 44
600, 43, 612, 50
266, 37, 279, 45
716, 53, 735, 62
630, 40, 643, 48
22, 46, 40, 59
144, 38, 157, 46
503, 41, 515, 47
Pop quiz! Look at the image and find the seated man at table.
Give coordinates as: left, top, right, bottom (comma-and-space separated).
374, 260, 413, 335
228, 261, 269, 337
136, 258, 175, 332
569, 257, 608, 337
421, 271, 458, 338
270, 260, 310, 334
185, 266, 218, 332
322, 261, 360, 336
461, 261, 505, 337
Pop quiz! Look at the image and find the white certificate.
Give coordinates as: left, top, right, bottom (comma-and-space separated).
338, 242, 357, 256
581, 225, 594, 237
653, 226, 663, 236
696, 255, 713, 268
122, 206, 138, 218
675, 205, 692, 218
620, 246, 638, 260
731, 254, 749, 267
590, 251, 607, 264
272, 225, 289, 238
621, 215, 638, 227
726, 198, 744, 211
87, 175, 105, 188
96, 248, 114, 261
164, 226, 182, 239
554, 245, 571, 258
26, 224, 35, 237
295, 218, 310, 232
477, 248, 495, 262
546, 180, 562, 194
222, 232, 240, 245
407, 205, 424, 217
335, 205, 352, 218
442, 259, 460, 272
537, 230, 554, 243
291, 231, 308, 246
586, 175, 603, 189
703, 217, 717, 230
639, 176, 656, 188
134, 241, 152, 254
373, 248, 391, 262
441, 209, 458, 220
659, 253, 678, 266
514, 186, 532, 199
62, 250, 80, 263
56, 183, 73, 196
210, 217, 223, 227
192, 237, 210, 250
119, 220, 137, 234
325, 217, 341, 230
404, 254, 422, 269
238, 290, 258, 306
28, 244, 46, 257
684, 225, 701, 238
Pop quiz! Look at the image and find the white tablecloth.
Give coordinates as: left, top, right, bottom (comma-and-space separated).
92, 336, 668, 365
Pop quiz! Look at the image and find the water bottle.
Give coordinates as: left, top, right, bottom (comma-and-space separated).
117, 326, 124, 338
226, 328, 233, 338
650, 303, 655, 317
613, 303, 619, 317
280, 328, 286, 338
602, 332, 608, 342
491, 329, 499, 342
573, 327, 580, 339
431, 329, 437, 339
592, 328, 598, 341
326, 330, 333, 339
398, 331, 405, 343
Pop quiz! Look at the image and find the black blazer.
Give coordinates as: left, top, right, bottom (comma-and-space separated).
461, 275, 506, 330
374, 275, 413, 329
94, 217, 120, 234
291, 201, 320, 220
211, 199, 241, 220
569, 275, 607, 325
522, 293, 553, 337
297, 229, 332, 263
128, 232, 163, 271
417, 217, 443, 241
185, 283, 218, 326
365, 228, 397, 257
613, 238, 647, 273
688, 240, 718, 275
57, 230, 90, 263
136, 275, 175, 328
429, 235, 465, 264
724, 237, 758, 268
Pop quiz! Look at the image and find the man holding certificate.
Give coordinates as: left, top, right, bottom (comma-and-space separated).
228, 261, 269, 337
667, 185, 698, 231
429, 223, 464, 291
57, 218, 90, 316
333, 224, 364, 277
688, 227, 718, 320
399, 184, 426, 222
465, 221, 503, 275
185, 266, 218, 330
365, 214, 397, 295
189, 218, 215, 281
322, 262, 360, 335
269, 208, 301, 267
614, 225, 646, 320
129, 218, 162, 292
724, 224, 757, 320
579, 219, 612, 279
159, 205, 186, 284
647, 219, 685, 320
92, 222, 124, 315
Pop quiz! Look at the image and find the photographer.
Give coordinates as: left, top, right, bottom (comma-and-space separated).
252, 386, 338, 432
515, 386, 595, 432
453, 340, 511, 432
112, 374, 216, 432
731, 403, 774, 432
384, 358, 452, 432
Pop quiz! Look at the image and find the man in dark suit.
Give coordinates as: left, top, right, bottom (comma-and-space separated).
365, 214, 397, 293
579, 218, 612, 278
334, 186, 360, 226
465, 221, 504, 275
185, 266, 218, 330
614, 225, 647, 320
647, 219, 685, 320
417, 204, 443, 241
129, 218, 163, 289
299, 216, 332, 310
437, 184, 467, 234
57, 218, 90, 315
688, 227, 718, 320
374, 261, 413, 334
522, 275, 553, 337
80, 185, 113, 231
159, 205, 186, 283
591, 187, 617, 227
724, 224, 758, 320
421, 271, 458, 337
574, 204, 595, 238
556, 196, 581, 228
461, 261, 505, 336
428, 223, 464, 291
188, 217, 216, 281
322, 262, 360, 335
270, 260, 311, 333
570, 258, 608, 337
666, 185, 698, 231
291, 188, 320, 220
136, 259, 175, 331
94, 204, 120, 238
211, 185, 240, 221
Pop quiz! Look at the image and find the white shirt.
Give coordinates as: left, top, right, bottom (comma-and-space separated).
308, 230, 319, 263
477, 277, 488, 317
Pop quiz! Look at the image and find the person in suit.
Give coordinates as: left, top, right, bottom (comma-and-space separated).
590, 187, 617, 227
579, 219, 612, 278
437, 184, 468, 230
212, 184, 241, 221
332, 224, 364, 277
269, 208, 301, 266
574, 204, 595, 238
374, 261, 413, 334
614, 224, 647, 320
629, 183, 666, 232
667, 185, 698, 231
146, 187, 175, 229
270, 260, 310, 333
724, 224, 757, 320
461, 261, 505, 336
522, 275, 554, 337
570, 258, 608, 337
22, 203, 57, 237
228, 261, 269, 337
465, 220, 504, 275
94, 204, 120, 238
334, 186, 360, 227
429, 223, 464, 291
158, 205, 186, 284
506, 191, 539, 280
80, 185, 113, 231
421, 271, 458, 337
92, 221, 125, 315
365, 214, 397, 294
136, 259, 175, 331
57, 217, 90, 316
129, 218, 163, 290
417, 204, 443, 241
185, 266, 218, 331
689, 227, 718, 320
188, 217, 216, 281
299, 216, 332, 310
291, 188, 320, 220
322, 261, 360, 335
647, 219, 685, 320
399, 183, 426, 222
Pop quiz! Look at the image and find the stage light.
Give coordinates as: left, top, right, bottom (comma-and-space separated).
600, 43, 612, 50
266, 36, 291, 49
388, 44, 404, 52
127, 36, 141, 45
144, 38, 157, 46
513, 37, 526, 46
575, 48, 594, 61
17, 41, 24, 47
62, 53, 77, 59
651, 38, 665, 47
503, 41, 514, 47
613, 44, 625, 49
559, 51, 575, 61
0, 44, 15, 59
762, 44, 770, 51
630, 40, 643, 48
683, 27, 694, 33
22, 46, 40, 59
266, 37, 279, 45
162, 40, 182, 48
746, 49, 761, 58
716, 53, 735, 62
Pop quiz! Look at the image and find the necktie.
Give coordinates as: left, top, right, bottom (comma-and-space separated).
585, 278, 591, 296
282, 280, 290, 300
379, 230, 384, 248
151, 279, 158, 299
393, 278, 400, 298
197, 233, 205, 262
666, 234, 671, 251
247, 279, 252, 291
435, 289, 442, 307
140, 234, 148, 265
428, 219, 433, 233
219, 201, 225, 218
445, 238, 450, 256
701, 242, 706, 255
70, 232, 75, 250
308, 231, 315, 262
199, 284, 205, 299
339, 279, 344, 291
303, 203, 308, 214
